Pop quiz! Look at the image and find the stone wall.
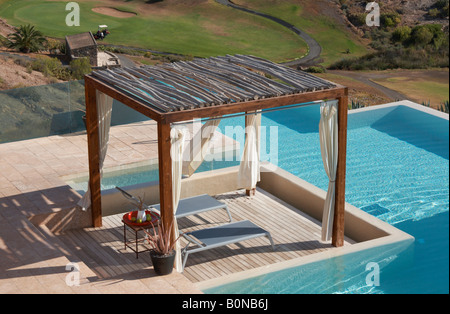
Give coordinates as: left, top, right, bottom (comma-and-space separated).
67, 44, 98, 67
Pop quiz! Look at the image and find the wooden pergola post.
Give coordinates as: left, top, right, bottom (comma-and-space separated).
157, 122, 175, 240
332, 93, 348, 247
85, 83, 102, 228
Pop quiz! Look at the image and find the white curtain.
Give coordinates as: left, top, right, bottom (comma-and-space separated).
319, 100, 339, 242
182, 118, 221, 177
237, 112, 261, 190
78, 91, 113, 211
170, 126, 187, 272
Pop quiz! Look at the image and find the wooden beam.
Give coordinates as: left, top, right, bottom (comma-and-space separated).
161, 87, 347, 124
85, 75, 163, 123
85, 81, 102, 227
332, 91, 349, 247
157, 122, 175, 241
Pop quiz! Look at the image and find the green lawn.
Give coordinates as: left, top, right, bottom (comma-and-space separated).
0, 0, 308, 62
233, 0, 369, 66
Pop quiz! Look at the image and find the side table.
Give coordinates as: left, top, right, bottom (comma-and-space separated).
122, 210, 160, 259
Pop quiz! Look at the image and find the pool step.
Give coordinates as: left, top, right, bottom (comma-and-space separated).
361, 203, 390, 217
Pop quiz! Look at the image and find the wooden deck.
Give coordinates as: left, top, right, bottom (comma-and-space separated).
56, 188, 353, 284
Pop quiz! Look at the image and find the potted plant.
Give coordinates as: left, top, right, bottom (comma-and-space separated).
144, 220, 180, 276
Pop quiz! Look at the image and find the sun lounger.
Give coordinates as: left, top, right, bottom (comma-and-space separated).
152, 194, 232, 222
180, 220, 275, 272
116, 187, 232, 222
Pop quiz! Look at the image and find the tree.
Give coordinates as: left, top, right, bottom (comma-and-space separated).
7, 24, 47, 53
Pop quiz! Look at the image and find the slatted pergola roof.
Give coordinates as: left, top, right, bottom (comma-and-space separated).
86, 55, 346, 124
84, 55, 349, 247
90, 55, 337, 114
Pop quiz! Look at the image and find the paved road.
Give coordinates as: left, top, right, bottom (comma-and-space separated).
215, 0, 322, 66
116, 54, 136, 68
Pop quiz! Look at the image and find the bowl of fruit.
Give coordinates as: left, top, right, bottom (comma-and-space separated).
122, 210, 160, 226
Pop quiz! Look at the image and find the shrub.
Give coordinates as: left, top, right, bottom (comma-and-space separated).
347, 13, 366, 27
369, 29, 393, 50
429, 8, 441, 17
412, 27, 433, 46
13, 57, 31, 68
31, 56, 71, 80
411, 24, 445, 48
380, 13, 401, 28
0, 34, 7, 47
47, 38, 66, 54
306, 66, 326, 73
70, 58, 92, 80
435, 0, 449, 18
329, 46, 449, 71
392, 26, 412, 43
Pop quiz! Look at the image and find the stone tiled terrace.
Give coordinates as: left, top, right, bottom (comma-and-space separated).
0, 118, 349, 294
0, 120, 208, 293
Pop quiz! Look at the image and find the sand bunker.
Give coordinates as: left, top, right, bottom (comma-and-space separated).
92, 7, 137, 18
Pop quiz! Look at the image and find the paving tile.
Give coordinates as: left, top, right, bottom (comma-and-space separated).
165, 273, 203, 294
0, 279, 20, 294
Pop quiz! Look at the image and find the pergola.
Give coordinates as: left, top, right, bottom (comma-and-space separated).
83, 55, 348, 247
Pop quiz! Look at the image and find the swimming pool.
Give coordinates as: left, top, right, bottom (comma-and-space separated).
204, 103, 449, 294
70, 102, 448, 293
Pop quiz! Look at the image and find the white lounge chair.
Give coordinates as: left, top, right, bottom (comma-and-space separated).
116, 187, 232, 222
180, 220, 275, 272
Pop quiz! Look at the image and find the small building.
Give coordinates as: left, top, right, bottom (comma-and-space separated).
65, 32, 120, 69
65, 32, 99, 67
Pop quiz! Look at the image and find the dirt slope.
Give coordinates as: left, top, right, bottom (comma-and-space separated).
342, 0, 449, 27
0, 54, 57, 90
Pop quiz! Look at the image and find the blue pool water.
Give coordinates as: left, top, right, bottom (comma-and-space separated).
204, 105, 449, 294
70, 159, 241, 192
76, 104, 448, 294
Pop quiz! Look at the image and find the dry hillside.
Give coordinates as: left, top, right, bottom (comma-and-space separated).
340, 0, 449, 28
0, 54, 60, 90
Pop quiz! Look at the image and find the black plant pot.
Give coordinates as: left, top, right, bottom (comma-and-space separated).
150, 250, 176, 276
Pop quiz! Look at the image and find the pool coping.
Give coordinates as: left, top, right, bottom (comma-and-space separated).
194, 164, 415, 291
350, 100, 449, 120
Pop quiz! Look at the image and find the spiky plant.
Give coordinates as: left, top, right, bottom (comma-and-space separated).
144, 220, 181, 256
421, 100, 431, 108
440, 100, 449, 114
349, 100, 365, 110
7, 24, 47, 53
